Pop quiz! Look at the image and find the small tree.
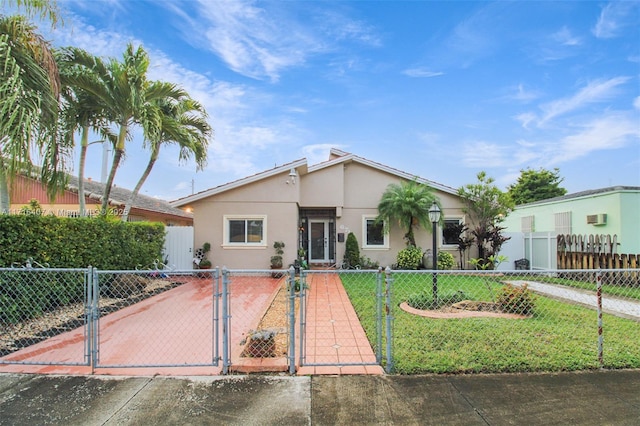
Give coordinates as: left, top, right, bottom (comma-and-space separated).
344, 232, 360, 268
507, 167, 567, 205
376, 178, 439, 247
458, 172, 513, 263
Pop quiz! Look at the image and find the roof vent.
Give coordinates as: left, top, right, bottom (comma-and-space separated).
586, 214, 607, 226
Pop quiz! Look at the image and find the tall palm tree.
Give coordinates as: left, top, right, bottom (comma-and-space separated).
121, 95, 211, 221
56, 47, 115, 216
62, 43, 187, 216
0, 14, 64, 211
375, 178, 440, 247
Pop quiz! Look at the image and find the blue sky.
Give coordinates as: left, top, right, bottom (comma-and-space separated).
29, 1, 640, 200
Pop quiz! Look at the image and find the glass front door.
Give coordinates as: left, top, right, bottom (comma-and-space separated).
309, 220, 330, 263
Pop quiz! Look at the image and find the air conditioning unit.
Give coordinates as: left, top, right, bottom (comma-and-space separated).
586, 213, 607, 226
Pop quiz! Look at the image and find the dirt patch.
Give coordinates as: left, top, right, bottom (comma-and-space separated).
399, 300, 529, 319
240, 282, 297, 358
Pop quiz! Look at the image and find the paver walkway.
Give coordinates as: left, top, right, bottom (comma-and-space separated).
297, 273, 383, 375
507, 280, 640, 320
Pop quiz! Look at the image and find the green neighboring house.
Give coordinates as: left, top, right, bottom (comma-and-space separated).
503, 186, 640, 255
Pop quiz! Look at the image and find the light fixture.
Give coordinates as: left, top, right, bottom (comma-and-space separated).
287, 168, 297, 185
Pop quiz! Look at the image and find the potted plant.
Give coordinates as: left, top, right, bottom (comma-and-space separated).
195, 242, 212, 277
271, 241, 285, 277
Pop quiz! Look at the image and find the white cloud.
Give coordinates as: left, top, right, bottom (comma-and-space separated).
301, 144, 340, 166
402, 68, 444, 78
592, 2, 638, 39
538, 77, 630, 125
551, 112, 640, 164
552, 26, 582, 46
461, 141, 508, 167
634, 96, 640, 110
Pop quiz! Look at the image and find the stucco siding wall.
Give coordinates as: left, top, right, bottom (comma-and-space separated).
300, 165, 344, 207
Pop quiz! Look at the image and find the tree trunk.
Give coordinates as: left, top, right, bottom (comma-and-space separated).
121, 146, 158, 222
77, 126, 87, 216
0, 165, 9, 213
100, 124, 127, 216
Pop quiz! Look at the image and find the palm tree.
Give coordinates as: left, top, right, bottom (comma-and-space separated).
121, 95, 211, 221
61, 43, 187, 216
0, 14, 64, 211
56, 47, 115, 216
375, 178, 440, 247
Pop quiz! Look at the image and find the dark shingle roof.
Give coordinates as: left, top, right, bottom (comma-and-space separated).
67, 176, 192, 219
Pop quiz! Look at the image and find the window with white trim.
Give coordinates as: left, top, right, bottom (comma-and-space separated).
442, 218, 463, 246
224, 215, 266, 246
362, 216, 388, 248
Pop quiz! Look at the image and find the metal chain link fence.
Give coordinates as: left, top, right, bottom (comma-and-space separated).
2, 264, 639, 375
357, 268, 640, 374
222, 269, 295, 374
0, 266, 91, 366
94, 269, 218, 368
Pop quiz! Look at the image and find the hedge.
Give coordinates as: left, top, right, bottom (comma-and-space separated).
0, 215, 165, 269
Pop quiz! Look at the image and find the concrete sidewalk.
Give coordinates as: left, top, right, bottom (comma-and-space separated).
1, 370, 639, 425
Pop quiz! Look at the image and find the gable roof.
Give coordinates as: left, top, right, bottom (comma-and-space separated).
65, 175, 192, 219
171, 149, 458, 206
171, 158, 308, 206
516, 185, 640, 208
312, 148, 459, 195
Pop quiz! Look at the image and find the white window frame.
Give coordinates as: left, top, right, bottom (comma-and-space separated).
362, 215, 389, 249
442, 217, 464, 247
223, 215, 267, 248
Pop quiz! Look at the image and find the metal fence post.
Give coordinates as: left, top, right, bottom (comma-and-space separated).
213, 267, 220, 365
376, 267, 383, 364
222, 267, 230, 374
298, 269, 307, 367
596, 270, 604, 369
384, 266, 394, 373
288, 266, 296, 374
91, 267, 99, 373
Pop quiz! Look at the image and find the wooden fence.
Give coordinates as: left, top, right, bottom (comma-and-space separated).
557, 234, 639, 270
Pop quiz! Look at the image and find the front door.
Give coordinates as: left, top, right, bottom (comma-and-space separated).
309, 220, 330, 264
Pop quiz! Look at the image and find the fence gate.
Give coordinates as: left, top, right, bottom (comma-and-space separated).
163, 226, 195, 270
298, 270, 384, 371
0, 267, 92, 367
94, 269, 219, 369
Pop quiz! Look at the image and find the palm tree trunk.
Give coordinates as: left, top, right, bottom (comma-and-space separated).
100, 124, 126, 216
0, 165, 9, 213
121, 146, 158, 222
77, 126, 87, 216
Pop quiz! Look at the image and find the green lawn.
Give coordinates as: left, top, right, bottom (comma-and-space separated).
341, 272, 640, 374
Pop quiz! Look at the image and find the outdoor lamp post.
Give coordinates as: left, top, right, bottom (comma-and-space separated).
428, 202, 441, 305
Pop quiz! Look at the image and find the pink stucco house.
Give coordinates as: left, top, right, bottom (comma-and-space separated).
172, 149, 473, 269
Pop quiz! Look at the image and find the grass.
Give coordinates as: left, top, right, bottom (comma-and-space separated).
341, 272, 640, 374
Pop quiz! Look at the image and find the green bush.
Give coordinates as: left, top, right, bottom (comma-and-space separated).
0, 215, 165, 269
396, 246, 423, 270
344, 232, 360, 268
437, 251, 455, 270
496, 283, 536, 315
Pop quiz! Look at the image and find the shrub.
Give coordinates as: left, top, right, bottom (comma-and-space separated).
496, 283, 536, 315
407, 290, 467, 310
396, 246, 423, 270
359, 256, 379, 269
437, 252, 455, 270
344, 232, 360, 268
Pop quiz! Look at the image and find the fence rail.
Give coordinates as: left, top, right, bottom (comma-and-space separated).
2, 266, 639, 375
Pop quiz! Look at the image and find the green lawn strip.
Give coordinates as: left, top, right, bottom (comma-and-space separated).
341, 272, 640, 374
